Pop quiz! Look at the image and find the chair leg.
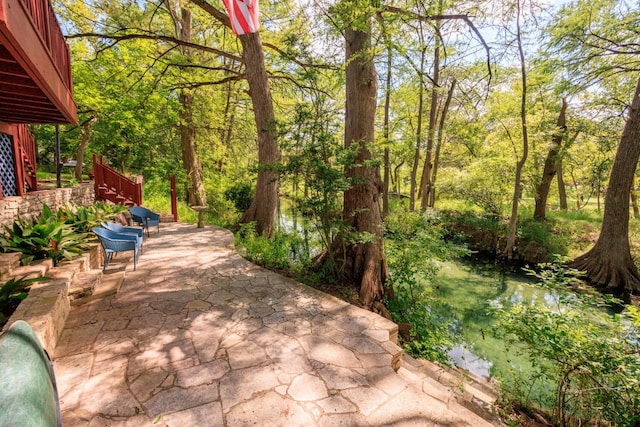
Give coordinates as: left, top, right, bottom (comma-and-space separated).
104, 252, 113, 271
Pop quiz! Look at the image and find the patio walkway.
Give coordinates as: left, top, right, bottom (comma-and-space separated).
53, 223, 497, 426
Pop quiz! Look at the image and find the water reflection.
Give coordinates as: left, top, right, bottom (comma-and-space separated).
433, 258, 595, 380
277, 199, 323, 260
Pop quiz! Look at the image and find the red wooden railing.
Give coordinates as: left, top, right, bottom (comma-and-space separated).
15, 124, 37, 193
93, 154, 142, 206
17, 0, 73, 91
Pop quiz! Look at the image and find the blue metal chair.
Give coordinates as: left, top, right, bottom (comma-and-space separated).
129, 206, 160, 237
101, 221, 144, 252
92, 227, 140, 271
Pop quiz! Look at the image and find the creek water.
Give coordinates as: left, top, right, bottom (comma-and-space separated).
431, 259, 542, 380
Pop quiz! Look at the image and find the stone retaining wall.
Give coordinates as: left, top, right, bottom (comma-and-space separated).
0, 183, 95, 228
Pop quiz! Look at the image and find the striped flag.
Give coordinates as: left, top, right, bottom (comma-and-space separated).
221, 0, 260, 35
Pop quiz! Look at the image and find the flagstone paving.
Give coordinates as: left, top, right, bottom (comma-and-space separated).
53, 223, 498, 426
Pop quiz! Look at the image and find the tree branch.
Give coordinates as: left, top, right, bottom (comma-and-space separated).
261, 41, 340, 71
169, 74, 244, 90
381, 6, 492, 82
68, 31, 243, 63
188, 0, 231, 29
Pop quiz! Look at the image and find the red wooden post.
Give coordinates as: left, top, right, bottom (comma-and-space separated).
136, 182, 142, 206
92, 154, 98, 197
170, 176, 178, 222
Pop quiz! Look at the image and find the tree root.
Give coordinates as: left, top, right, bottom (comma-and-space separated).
570, 249, 640, 294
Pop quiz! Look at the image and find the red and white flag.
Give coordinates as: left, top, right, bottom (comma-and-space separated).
221, 0, 260, 35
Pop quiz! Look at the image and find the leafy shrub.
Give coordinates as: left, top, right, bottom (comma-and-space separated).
493, 260, 640, 426
224, 183, 253, 212
513, 214, 566, 259
385, 211, 469, 363
234, 222, 307, 272
0, 204, 87, 265
0, 275, 49, 328
57, 202, 127, 233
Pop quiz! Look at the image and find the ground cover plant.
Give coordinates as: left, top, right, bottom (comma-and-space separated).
493, 260, 640, 426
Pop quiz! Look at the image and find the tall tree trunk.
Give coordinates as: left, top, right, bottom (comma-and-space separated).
631, 180, 639, 219
320, 21, 390, 317
570, 77, 640, 293
75, 116, 97, 182
429, 78, 455, 208
382, 42, 392, 218
419, 38, 440, 211
179, 90, 206, 206
238, 31, 280, 238
170, 6, 206, 207
219, 78, 238, 172
557, 157, 568, 210
393, 161, 404, 195
533, 98, 568, 220
505, 0, 529, 260
410, 47, 426, 212
189, 0, 279, 237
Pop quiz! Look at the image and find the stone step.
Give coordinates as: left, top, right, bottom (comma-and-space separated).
71, 271, 125, 306
400, 354, 503, 425
6, 278, 70, 355
416, 358, 500, 403
69, 270, 103, 301
56, 245, 102, 274
10, 259, 53, 279
397, 366, 455, 405
0, 253, 22, 279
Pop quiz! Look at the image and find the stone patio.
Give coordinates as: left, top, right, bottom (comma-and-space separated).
53, 223, 499, 426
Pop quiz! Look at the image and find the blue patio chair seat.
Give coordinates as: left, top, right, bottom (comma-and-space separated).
101, 221, 144, 252
129, 206, 160, 237
92, 227, 140, 271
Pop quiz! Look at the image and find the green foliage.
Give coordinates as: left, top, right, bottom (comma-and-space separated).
438, 210, 504, 251
57, 202, 127, 233
441, 158, 513, 217
224, 182, 254, 212
141, 176, 238, 228
0, 204, 88, 266
385, 210, 468, 363
0, 275, 49, 328
234, 222, 309, 272
517, 215, 567, 257
280, 102, 351, 251
493, 260, 640, 426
